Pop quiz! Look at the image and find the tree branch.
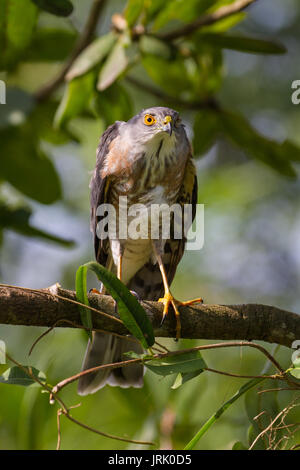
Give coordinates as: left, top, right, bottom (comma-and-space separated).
0, 284, 299, 348
34, 0, 107, 102
158, 0, 258, 42
125, 76, 219, 111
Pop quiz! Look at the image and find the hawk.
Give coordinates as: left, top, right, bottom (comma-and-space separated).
78, 107, 201, 395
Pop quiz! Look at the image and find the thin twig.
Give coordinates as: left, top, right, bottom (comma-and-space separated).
204, 367, 281, 381
258, 387, 300, 394
34, 0, 107, 102
157, 0, 258, 41
154, 340, 170, 353
290, 443, 300, 450
249, 396, 300, 450
28, 318, 139, 356
125, 76, 219, 111
52, 340, 294, 396
56, 409, 62, 450
5, 351, 154, 447
52, 356, 144, 394
64, 412, 153, 446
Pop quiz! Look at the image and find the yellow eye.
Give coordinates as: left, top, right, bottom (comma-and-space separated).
144, 114, 156, 126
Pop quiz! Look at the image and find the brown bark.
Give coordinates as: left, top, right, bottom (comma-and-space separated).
0, 284, 299, 348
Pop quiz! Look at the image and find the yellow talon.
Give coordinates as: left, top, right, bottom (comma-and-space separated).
180, 297, 204, 307
158, 293, 203, 340
89, 288, 101, 295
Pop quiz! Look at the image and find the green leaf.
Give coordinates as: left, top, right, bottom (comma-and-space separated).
290, 368, 300, 379
171, 369, 204, 390
201, 12, 245, 33
97, 37, 135, 91
290, 348, 300, 378
32, 0, 73, 16
142, 54, 191, 96
280, 140, 300, 162
0, 90, 67, 204
6, 0, 38, 50
75, 265, 92, 339
0, 203, 74, 246
221, 110, 297, 178
123, 351, 151, 360
146, 350, 206, 377
17, 225, 74, 246
139, 35, 173, 60
0, 0, 38, 69
92, 82, 133, 126
232, 441, 248, 450
143, 0, 165, 24
193, 109, 220, 155
184, 377, 264, 450
77, 261, 155, 348
154, 0, 213, 30
292, 350, 300, 367
124, 0, 144, 27
54, 70, 95, 128
191, 44, 223, 96
0, 88, 78, 144
30, 100, 80, 144
26, 28, 77, 62
0, 126, 62, 204
0, 87, 34, 129
66, 32, 117, 81
0, 366, 46, 386
87, 261, 154, 348
198, 33, 286, 55
0, 0, 7, 31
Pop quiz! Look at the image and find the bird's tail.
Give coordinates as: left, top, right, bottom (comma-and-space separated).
77, 332, 144, 395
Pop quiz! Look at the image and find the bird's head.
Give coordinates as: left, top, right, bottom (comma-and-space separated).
126, 106, 185, 144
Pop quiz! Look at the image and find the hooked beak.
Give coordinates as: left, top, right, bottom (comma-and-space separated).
162, 116, 173, 136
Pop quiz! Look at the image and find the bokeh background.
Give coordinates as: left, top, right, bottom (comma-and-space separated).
0, 0, 299, 450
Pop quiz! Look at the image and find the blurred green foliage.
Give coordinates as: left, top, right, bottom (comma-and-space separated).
0, 0, 299, 450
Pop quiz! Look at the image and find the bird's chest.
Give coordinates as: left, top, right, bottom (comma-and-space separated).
105, 137, 187, 281
112, 150, 184, 208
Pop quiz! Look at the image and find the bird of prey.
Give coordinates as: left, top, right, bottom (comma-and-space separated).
78, 106, 201, 395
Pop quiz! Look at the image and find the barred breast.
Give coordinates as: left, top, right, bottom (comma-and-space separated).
109, 185, 171, 285
104, 128, 190, 288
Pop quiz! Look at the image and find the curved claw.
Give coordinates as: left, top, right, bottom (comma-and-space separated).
158, 292, 181, 340
158, 294, 204, 340
89, 288, 101, 295
130, 290, 141, 302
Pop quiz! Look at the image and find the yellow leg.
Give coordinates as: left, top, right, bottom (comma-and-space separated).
159, 290, 182, 339
117, 253, 123, 281
153, 245, 203, 340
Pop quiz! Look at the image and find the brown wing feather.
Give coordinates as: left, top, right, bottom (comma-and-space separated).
165, 155, 198, 286
128, 155, 198, 300
90, 122, 120, 266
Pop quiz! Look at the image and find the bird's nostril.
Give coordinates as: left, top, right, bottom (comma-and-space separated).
164, 115, 172, 124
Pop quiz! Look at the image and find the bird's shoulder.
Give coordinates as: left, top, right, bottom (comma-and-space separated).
95, 121, 124, 168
